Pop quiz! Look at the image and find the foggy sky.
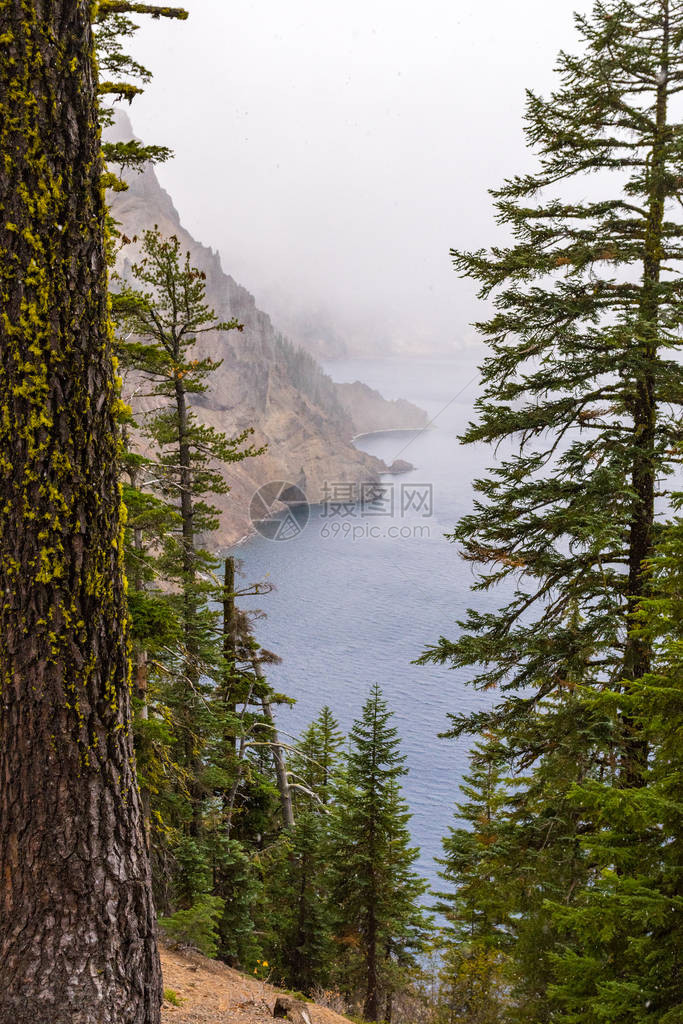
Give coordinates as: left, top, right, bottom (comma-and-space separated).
124, 0, 588, 354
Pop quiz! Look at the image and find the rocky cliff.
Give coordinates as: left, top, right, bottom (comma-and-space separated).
108, 112, 425, 545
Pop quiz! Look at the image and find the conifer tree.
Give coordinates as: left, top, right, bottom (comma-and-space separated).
421, 1, 683, 1014
422, 0, 683, 770
262, 707, 345, 992
117, 229, 260, 602
114, 231, 299, 974
436, 739, 511, 1024
290, 704, 345, 806
330, 686, 430, 1021
117, 228, 262, 829
264, 808, 336, 993
547, 503, 683, 1024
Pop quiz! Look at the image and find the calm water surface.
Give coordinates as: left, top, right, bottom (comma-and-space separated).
232, 355, 512, 891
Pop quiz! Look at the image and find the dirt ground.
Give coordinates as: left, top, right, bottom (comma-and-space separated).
160, 943, 350, 1024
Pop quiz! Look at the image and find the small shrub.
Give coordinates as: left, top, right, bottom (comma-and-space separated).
159, 894, 226, 958
163, 988, 183, 1006
310, 986, 349, 1015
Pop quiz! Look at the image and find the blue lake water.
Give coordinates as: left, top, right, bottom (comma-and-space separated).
232, 355, 513, 893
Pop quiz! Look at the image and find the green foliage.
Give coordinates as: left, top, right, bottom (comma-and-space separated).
211, 836, 264, 969
422, 2, 683, 1021
94, 3, 184, 176
437, 738, 512, 952
116, 229, 262, 546
115, 228, 262, 776
113, 233, 277, 969
170, 836, 212, 907
159, 894, 226, 958
289, 704, 345, 807
545, 506, 683, 1024
258, 707, 344, 992
262, 809, 336, 993
435, 740, 512, 1023
421, 0, 683, 709
435, 945, 508, 1024
329, 686, 431, 1019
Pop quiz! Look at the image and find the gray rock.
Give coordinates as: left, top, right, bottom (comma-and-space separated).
387, 458, 414, 474
273, 996, 313, 1024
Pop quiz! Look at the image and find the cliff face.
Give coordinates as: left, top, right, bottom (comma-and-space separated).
108, 112, 428, 545
109, 126, 387, 545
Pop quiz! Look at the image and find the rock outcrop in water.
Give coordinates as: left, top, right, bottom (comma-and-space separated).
108, 111, 426, 545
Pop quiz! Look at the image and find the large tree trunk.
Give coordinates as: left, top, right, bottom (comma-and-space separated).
0, 2, 162, 1021
173, 376, 204, 836
622, 11, 670, 786
363, 901, 379, 1022
258, 671, 295, 829
222, 555, 240, 760
223, 555, 237, 712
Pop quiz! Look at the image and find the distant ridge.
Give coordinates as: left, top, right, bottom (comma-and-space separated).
108, 110, 429, 545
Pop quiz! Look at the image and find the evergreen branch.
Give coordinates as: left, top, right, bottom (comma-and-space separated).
96, 2, 188, 20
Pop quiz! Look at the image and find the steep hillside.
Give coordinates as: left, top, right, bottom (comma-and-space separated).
108, 112, 417, 546
160, 943, 349, 1024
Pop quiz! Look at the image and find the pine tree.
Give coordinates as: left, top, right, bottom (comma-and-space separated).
379, 778, 433, 1023
262, 808, 335, 993
112, 230, 287, 967
0, 2, 161, 1019
421, 1, 683, 1015
547, 504, 683, 1024
116, 228, 260, 605
261, 707, 345, 993
94, 2, 187, 180
290, 705, 345, 806
436, 739, 511, 1024
330, 686, 430, 1020
422, 0, 683, 770
116, 227, 263, 831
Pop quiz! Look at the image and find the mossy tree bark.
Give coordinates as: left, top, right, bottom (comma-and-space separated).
0, 2, 162, 1022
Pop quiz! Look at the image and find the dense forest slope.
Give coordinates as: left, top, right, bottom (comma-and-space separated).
336, 380, 428, 435
109, 112, 425, 545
